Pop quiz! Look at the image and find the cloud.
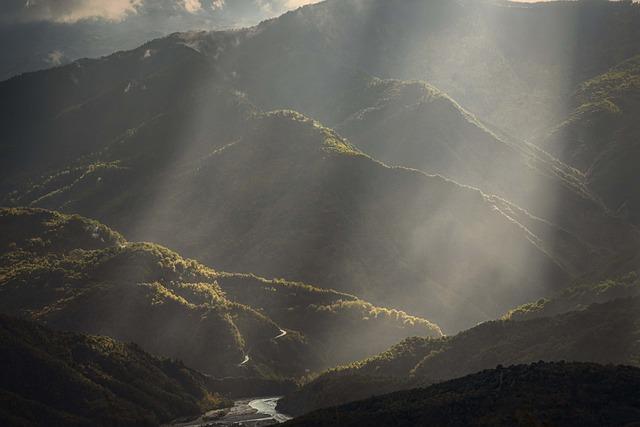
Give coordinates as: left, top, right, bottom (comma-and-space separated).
182, 0, 202, 13
46, 50, 64, 65
1, 0, 246, 24
283, 0, 320, 8
2, 0, 141, 23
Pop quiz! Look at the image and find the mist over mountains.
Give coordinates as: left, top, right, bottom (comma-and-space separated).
0, 0, 319, 80
1, 0, 640, 425
3, 0, 639, 332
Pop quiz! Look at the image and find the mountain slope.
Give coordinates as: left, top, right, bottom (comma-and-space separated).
538, 55, 640, 224
0, 207, 439, 377
9, 109, 587, 331
212, 0, 640, 138
504, 272, 640, 321
279, 295, 640, 415
0, 314, 229, 427
0, 207, 285, 377
0, 0, 302, 81
320, 74, 634, 277
216, 273, 440, 367
284, 362, 640, 427
84, 0, 636, 143
5, 0, 640, 184
0, 35, 251, 193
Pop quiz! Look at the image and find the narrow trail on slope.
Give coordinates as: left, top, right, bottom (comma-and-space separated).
238, 328, 288, 366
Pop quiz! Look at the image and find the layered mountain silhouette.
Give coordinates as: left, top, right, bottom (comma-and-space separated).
206, 0, 640, 138
3, 1, 640, 334
0, 0, 302, 80
0, 208, 439, 378
1, 43, 637, 331
278, 288, 640, 416
0, 105, 591, 331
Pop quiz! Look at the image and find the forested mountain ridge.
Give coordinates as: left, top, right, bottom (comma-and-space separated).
0, 207, 292, 378
0, 207, 441, 379
0, 314, 230, 426
2, 1, 640, 335
204, 0, 640, 138
283, 362, 640, 427
278, 291, 640, 415
314, 74, 636, 280
504, 272, 640, 321
2, 108, 590, 331
537, 54, 640, 224
0, 0, 302, 81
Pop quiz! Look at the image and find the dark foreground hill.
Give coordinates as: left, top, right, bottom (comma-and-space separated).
0, 207, 440, 379
0, 314, 228, 427
279, 294, 640, 416
284, 362, 640, 427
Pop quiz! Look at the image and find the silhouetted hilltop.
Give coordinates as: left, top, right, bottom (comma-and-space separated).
0, 314, 229, 426
284, 362, 640, 427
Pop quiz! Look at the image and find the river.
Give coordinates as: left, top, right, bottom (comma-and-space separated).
167, 396, 292, 426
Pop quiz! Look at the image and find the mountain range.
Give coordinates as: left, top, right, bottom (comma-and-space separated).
2, 0, 640, 424
278, 285, 640, 415
2, 22, 638, 330
0, 0, 312, 81
0, 207, 439, 379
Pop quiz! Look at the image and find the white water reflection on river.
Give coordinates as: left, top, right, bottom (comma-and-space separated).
168, 396, 292, 426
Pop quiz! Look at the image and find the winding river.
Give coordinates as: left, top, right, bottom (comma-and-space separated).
168, 396, 292, 426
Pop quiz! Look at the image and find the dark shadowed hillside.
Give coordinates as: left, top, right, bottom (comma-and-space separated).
0, 37, 252, 191
0, 314, 230, 427
284, 362, 640, 427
